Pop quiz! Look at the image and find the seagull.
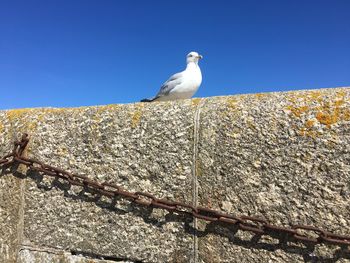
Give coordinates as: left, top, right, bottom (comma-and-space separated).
141, 51, 203, 102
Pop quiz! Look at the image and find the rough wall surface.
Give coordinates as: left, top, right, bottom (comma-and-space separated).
0, 87, 350, 263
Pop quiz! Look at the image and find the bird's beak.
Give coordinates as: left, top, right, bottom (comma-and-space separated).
198, 54, 203, 59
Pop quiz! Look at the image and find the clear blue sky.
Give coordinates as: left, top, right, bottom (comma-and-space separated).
1, 0, 349, 110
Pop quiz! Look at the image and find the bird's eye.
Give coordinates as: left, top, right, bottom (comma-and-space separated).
189, 54, 192, 57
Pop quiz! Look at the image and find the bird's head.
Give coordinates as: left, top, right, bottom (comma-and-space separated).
186, 51, 203, 64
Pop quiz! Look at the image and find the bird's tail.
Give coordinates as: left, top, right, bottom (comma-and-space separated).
140, 97, 157, 102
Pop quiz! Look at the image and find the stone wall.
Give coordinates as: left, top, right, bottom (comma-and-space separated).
0, 87, 349, 262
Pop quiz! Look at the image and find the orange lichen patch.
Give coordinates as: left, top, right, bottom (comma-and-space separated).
286, 105, 309, 117
305, 119, 315, 128
299, 117, 319, 139
316, 111, 338, 128
286, 89, 349, 137
287, 88, 350, 130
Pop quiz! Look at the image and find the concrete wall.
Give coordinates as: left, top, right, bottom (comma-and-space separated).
0, 87, 350, 263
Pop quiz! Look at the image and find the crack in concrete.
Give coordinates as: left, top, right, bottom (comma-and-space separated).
16, 168, 26, 262
70, 250, 144, 262
18, 245, 144, 262
19, 244, 65, 255
192, 98, 206, 263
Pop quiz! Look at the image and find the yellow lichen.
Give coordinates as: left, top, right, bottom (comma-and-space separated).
6, 109, 30, 122
306, 130, 319, 139
308, 90, 323, 102
299, 127, 319, 139
195, 159, 203, 177
96, 104, 120, 112
305, 119, 315, 128
255, 93, 266, 99
316, 111, 338, 128
220, 97, 239, 119
334, 99, 345, 107
191, 98, 201, 107
286, 89, 350, 138
130, 104, 144, 128
26, 121, 38, 131
58, 146, 68, 155
42, 108, 70, 114
226, 97, 238, 110
286, 105, 309, 117
336, 90, 346, 98
342, 108, 350, 121
37, 114, 45, 122
5, 108, 51, 133
299, 127, 306, 136
287, 95, 297, 104
247, 120, 257, 130
299, 118, 318, 139
91, 104, 120, 125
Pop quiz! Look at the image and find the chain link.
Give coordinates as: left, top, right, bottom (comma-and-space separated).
1, 133, 350, 247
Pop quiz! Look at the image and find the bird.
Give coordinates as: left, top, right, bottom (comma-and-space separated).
141, 51, 203, 102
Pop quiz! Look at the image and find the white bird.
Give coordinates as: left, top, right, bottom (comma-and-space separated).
141, 51, 203, 102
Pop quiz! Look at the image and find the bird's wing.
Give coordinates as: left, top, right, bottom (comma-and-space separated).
155, 72, 184, 98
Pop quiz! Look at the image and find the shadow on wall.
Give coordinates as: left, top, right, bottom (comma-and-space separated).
1, 164, 350, 263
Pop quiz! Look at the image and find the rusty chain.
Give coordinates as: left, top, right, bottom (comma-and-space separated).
1, 133, 350, 247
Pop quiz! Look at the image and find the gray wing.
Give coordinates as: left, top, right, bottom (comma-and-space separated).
155, 72, 183, 98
